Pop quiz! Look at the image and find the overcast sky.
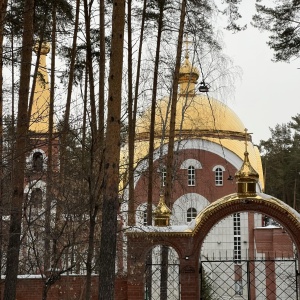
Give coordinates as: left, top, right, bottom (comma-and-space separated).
218, 2, 300, 145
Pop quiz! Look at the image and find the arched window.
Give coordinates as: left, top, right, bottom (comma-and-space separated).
187, 166, 195, 186
187, 207, 197, 223
32, 152, 43, 171
213, 165, 225, 186
31, 188, 43, 209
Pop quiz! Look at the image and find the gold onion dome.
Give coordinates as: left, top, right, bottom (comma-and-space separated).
33, 41, 50, 55
153, 194, 171, 227
136, 96, 246, 138
136, 50, 245, 138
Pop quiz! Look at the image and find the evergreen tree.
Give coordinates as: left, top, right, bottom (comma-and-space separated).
260, 118, 300, 210
253, 0, 300, 61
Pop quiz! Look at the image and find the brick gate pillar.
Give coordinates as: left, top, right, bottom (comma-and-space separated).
180, 256, 199, 300
127, 236, 147, 300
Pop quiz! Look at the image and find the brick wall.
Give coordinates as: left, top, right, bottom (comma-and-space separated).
0, 275, 127, 300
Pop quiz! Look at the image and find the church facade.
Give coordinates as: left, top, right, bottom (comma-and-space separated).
119, 52, 298, 299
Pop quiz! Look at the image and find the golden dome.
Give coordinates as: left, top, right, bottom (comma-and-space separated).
136, 95, 246, 139
153, 194, 171, 227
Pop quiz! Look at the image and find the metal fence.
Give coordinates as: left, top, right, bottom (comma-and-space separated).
145, 263, 180, 300
200, 259, 299, 300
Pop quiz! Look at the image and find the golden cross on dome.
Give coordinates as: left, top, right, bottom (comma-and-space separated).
184, 35, 192, 59
244, 128, 253, 153
244, 128, 248, 152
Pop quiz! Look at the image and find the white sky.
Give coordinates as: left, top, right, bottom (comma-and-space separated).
218, 2, 300, 145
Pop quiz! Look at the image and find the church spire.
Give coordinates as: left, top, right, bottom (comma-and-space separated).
29, 42, 51, 133
153, 194, 171, 227
235, 129, 259, 196
178, 36, 199, 95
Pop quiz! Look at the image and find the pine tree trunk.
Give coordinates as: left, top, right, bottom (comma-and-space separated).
44, 1, 56, 275
0, 1, 8, 297
98, 0, 125, 298
83, 0, 100, 296
3, 0, 34, 299
127, 0, 135, 226
161, 2, 186, 299
164, 0, 186, 206
147, 0, 165, 225
128, 0, 147, 226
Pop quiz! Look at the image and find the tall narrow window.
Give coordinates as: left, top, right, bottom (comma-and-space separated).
215, 167, 223, 186
187, 207, 197, 223
187, 166, 195, 186
32, 152, 43, 171
161, 168, 166, 187
233, 213, 241, 263
213, 165, 225, 186
143, 210, 147, 226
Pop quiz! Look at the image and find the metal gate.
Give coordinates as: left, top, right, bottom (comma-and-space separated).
145, 263, 180, 300
200, 259, 299, 300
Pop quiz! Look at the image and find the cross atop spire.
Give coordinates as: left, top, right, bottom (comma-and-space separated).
244, 128, 248, 153
183, 35, 192, 59
244, 128, 253, 154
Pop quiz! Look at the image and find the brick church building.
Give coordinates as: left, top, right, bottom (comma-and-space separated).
1, 43, 299, 300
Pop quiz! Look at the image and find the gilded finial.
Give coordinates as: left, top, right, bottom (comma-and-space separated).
179, 36, 199, 94
184, 34, 192, 59
244, 128, 248, 153
153, 194, 171, 227
33, 41, 50, 55
235, 128, 259, 196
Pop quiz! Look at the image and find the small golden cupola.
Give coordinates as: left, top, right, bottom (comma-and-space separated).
178, 41, 199, 95
235, 129, 259, 197
153, 194, 172, 227
30, 42, 51, 133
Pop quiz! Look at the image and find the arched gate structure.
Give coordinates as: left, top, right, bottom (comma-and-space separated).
126, 193, 300, 300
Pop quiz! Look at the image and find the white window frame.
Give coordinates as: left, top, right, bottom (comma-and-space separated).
233, 213, 241, 264
187, 166, 196, 186
186, 207, 197, 223
212, 165, 225, 186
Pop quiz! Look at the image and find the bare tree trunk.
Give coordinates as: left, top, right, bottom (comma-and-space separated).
161, 2, 186, 299
98, 0, 125, 298
127, 0, 135, 226
0, 1, 8, 297
147, 0, 165, 226
59, 0, 80, 183
44, 0, 56, 275
3, 1, 34, 299
98, 0, 105, 136
83, 0, 100, 298
128, 0, 147, 226
164, 0, 186, 207
54, 0, 80, 272
160, 246, 169, 300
